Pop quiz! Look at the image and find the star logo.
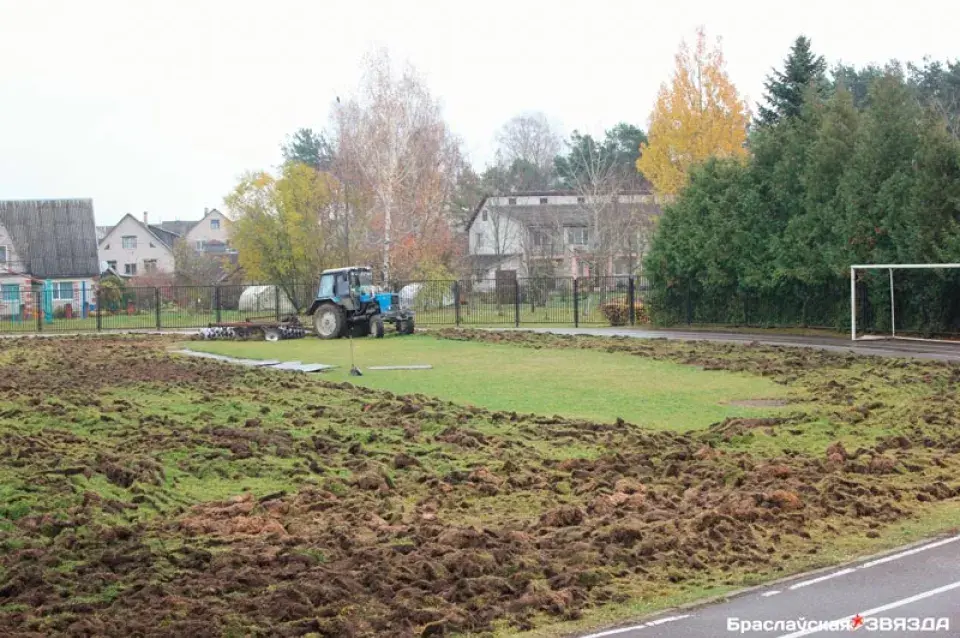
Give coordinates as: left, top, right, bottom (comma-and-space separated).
851, 614, 865, 630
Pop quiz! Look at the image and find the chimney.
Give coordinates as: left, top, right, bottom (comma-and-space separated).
143, 211, 149, 225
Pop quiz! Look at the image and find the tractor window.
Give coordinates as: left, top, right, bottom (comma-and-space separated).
335, 274, 350, 297
318, 274, 334, 298
357, 271, 373, 287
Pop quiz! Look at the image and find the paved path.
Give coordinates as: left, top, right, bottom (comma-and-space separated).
579, 534, 960, 637
495, 327, 960, 363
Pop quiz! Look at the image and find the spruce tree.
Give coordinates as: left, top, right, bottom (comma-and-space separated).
758, 36, 828, 125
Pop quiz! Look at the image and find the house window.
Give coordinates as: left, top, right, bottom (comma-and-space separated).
124, 263, 137, 276
211, 218, 220, 230
532, 230, 551, 247
144, 259, 158, 273
196, 240, 206, 250
508, 197, 517, 205
481, 210, 488, 221
474, 232, 485, 250
53, 281, 75, 300
567, 227, 589, 245
122, 236, 137, 249
1, 283, 19, 303
106, 260, 117, 271
539, 197, 548, 205
0, 246, 7, 264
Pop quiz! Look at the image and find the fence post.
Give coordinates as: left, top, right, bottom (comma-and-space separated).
215, 285, 222, 324
35, 285, 42, 333
514, 280, 520, 327
96, 287, 102, 332
155, 288, 161, 330
573, 278, 579, 328
453, 281, 461, 327
628, 276, 636, 326
275, 285, 281, 321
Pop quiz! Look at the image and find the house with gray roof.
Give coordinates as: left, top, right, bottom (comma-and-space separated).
97, 208, 234, 278
0, 199, 100, 316
464, 191, 661, 288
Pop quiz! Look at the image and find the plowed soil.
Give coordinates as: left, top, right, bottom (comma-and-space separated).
1, 333, 959, 637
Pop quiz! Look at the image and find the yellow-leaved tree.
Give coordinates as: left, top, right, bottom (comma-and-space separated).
227, 162, 355, 311
637, 27, 750, 195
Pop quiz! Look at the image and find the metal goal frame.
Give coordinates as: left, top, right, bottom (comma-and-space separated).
850, 263, 960, 341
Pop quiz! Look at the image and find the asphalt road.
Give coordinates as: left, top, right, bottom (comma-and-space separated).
498, 327, 960, 363
579, 534, 960, 637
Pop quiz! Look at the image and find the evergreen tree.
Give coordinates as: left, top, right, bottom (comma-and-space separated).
758, 36, 827, 125
281, 128, 334, 172
779, 84, 859, 283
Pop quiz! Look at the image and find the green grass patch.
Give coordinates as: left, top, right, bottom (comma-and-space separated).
181, 334, 794, 430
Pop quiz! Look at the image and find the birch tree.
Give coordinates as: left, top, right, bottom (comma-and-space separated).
494, 112, 561, 189
557, 131, 654, 277
333, 48, 462, 283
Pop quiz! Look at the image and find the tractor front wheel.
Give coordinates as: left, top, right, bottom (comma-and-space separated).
313, 304, 344, 339
397, 318, 415, 335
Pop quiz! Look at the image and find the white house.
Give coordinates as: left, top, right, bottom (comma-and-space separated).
0, 199, 100, 317
465, 191, 661, 287
98, 213, 178, 276
156, 208, 233, 253
97, 208, 235, 277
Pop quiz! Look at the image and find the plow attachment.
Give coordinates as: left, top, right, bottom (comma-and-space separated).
197, 316, 307, 342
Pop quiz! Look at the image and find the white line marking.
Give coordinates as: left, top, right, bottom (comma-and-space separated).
580, 614, 691, 637
580, 623, 649, 638
776, 534, 960, 594
859, 534, 960, 569
788, 568, 856, 590
578, 534, 960, 637
776, 579, 960, 638
645, 615, 691, 626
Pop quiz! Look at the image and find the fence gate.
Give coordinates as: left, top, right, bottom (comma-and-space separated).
495, 269, 517, 305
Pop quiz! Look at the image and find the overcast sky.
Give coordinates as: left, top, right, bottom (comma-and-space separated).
1, 0, 957, 226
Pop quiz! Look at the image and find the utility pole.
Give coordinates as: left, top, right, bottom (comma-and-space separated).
343, 180, 350, 265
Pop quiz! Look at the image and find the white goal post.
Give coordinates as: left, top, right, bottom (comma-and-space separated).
850, 263, 960, 341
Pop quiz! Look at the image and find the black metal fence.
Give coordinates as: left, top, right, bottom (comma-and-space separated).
0, 278, 651, 334
2, 274, 953, 336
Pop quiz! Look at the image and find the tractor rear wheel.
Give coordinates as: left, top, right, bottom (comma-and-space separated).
313, 304, 344, 339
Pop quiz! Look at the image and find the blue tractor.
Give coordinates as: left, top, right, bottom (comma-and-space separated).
305, 266, 415, 339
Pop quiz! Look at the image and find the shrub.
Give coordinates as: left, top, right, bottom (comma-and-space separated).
600, 299, 649, 326
97, 277, 126, 312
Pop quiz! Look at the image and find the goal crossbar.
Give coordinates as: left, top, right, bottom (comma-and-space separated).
850, 264, 960, 341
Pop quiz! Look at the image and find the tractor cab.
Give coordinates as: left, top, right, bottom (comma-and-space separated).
315, 267, 375, 311
306, 266, 415, 339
